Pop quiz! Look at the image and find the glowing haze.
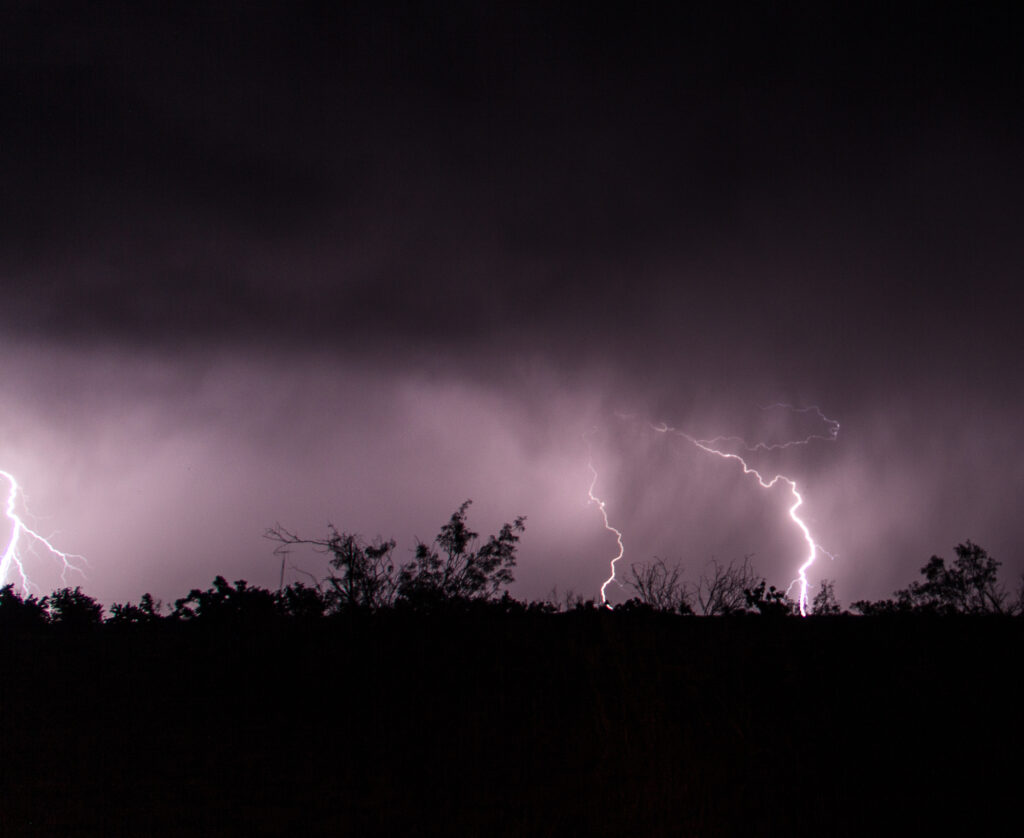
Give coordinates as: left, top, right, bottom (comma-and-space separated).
3, 4, 1023, 606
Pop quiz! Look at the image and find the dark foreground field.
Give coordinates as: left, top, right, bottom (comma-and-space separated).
1, 612, 1021, 836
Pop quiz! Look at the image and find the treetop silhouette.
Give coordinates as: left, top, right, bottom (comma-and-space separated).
266, 499, 526, 611
853, 541, 1016, 616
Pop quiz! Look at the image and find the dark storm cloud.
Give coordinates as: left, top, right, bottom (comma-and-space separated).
3, 3, 1024, 605
5, 1, 1022, 373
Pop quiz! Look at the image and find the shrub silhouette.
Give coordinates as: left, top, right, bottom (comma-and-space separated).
396, 500, 526, 607
627, 558, 840, 616
107, 592, 163, 626
276, 581, 331, 620
268, 501, 525, 610
744, 580, 798, 617
172, 576, 278, 626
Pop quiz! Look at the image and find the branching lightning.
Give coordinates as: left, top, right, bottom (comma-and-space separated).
587, 406, 839, 615
1, 469, 87, 595
698, 405, 840, 453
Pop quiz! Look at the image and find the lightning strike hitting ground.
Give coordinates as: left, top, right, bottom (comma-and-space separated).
654, 406, 839, 615
584, 430, 625, 606
1, 469, 87, 595
587, 461, 625, 607
587, 406, 839, 615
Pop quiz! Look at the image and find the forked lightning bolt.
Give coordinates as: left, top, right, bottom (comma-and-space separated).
588, 406, 839, 615
655, 408, 838, 616
1, 469, 86, 595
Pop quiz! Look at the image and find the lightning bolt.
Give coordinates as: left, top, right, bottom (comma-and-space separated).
653, 406, 839, 616
1, 469, 87, 595
585, 435, 625, 607
586, 406, 839, 615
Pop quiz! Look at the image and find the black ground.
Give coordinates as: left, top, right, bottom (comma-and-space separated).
1, 612, 1021, 836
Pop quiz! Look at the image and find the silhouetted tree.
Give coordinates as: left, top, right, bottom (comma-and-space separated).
107, 593, 163, 626
629, 559, 693, 614
852, 542, 1010, 615
907, 542, 1007, 614
276, 581, 332, 620
693, 557, 759, 615
0, 584, 49, 628
48, 586, 104, 627
265, 526, 399, 611
173, 576, 278, 626
397, 500, 525, 606
810, 579, 842, 615
266, 501, 525, 611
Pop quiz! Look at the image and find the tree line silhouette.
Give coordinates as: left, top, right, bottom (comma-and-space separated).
3, 500, 1022, 837
2, 500, 1021, 627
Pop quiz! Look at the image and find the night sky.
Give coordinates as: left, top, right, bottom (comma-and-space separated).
3, 2, 1023, 607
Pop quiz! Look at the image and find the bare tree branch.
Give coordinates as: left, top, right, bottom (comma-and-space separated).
692, 556, 759, 616
628, 559, 691, 613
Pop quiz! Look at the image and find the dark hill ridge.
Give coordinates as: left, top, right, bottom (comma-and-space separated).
1, 612, 1021, 836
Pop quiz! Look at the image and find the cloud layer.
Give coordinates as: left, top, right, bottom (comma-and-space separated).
3, 3, 1023, 605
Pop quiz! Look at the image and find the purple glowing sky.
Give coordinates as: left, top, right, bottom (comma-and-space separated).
3, 3, 1023, 606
